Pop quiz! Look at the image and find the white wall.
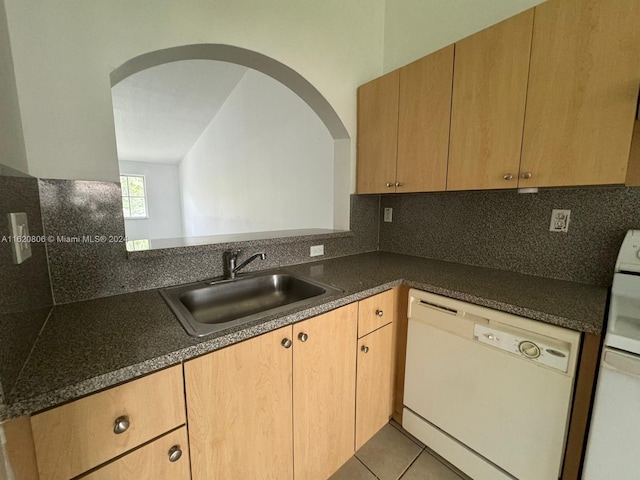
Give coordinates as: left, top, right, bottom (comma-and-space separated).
119, 160, 184, 240
0, 0, 27, 174
3, 0, 386, 184
382, 0, 545, 73
180, 69, 334, 237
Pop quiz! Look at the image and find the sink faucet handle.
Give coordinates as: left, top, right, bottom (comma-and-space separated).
222, 250, 240, 278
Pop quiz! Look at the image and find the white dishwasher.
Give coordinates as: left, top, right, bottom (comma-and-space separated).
403, 289, 581, 480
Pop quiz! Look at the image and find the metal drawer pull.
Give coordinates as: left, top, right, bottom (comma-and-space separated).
361, 345, 370, 354
282, 338, 292, 348
395, 182, 403, 187
521, 172, 532, 179
376, 309, 384, 317
503, 173, 513, 180
298, 332, 308, 342
168, 445, 182, 462
113, 416, 130, 434
386, 182, 394, 188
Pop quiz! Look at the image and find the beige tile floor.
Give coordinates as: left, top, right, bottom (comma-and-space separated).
330, 422, 471, 480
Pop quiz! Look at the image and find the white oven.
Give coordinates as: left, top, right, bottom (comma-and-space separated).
403, 289, 581, 480
583, 230, 640, 479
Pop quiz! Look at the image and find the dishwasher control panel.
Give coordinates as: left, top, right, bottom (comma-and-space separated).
474, 324, 570, 373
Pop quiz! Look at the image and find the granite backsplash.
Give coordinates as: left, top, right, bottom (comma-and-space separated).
379, 186, 640, 286
38, 179, 380, 304
0, 165, 53, 404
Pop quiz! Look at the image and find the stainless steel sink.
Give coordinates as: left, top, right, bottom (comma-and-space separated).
160, 271, 342, 337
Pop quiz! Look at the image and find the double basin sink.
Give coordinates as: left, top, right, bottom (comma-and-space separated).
161, 271, 342, 337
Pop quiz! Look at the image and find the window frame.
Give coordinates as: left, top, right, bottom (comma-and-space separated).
120, 173, 149, 220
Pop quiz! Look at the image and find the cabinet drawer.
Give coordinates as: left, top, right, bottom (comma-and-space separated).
82, 427, 190, 480
358, 289, 396, 337
31, 365, 185, 480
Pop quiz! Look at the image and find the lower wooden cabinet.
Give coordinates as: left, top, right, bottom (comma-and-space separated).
355, 323, 394, 450
184, 303, 358, 480
82, 427, 190, 480
293, 303, 358, 480
30, 365, 185, 480
185, 326, 294, 480
25, 295, 400, 480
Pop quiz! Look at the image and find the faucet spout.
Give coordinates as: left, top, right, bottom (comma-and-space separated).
223, 251, 266, 279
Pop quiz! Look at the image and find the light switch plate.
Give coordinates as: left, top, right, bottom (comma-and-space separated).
384, 208, 393, 222
310, 245, 324, 257
8, 212, 32, 264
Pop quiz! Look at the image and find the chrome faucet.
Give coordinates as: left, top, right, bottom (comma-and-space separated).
222, 250, 267, 279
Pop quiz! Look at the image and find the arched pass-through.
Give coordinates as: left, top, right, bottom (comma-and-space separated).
110, 44, 349, 140
110, 44, 351, 231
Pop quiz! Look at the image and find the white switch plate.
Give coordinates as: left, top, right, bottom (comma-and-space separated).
384, 207, 393, 222
8, 212, 32, 264
549, 209, 571, 232
310, 245, 324, 257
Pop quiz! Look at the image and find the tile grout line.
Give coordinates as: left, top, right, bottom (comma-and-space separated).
354, 455, 381, 480
397, 446, 426, 479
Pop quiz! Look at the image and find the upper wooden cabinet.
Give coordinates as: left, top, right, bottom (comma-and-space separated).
626, 120, 640, 187
397, 46, 454, 193
447, 11, 534, 191
357, 47, 454, 194
357, 71, 399, 194
520, 0, 640, 188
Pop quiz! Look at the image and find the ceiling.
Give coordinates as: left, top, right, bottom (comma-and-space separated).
111, 59, 248, 164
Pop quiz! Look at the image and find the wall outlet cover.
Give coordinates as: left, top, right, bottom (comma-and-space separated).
310, 245, 324, 257
549, 209, 571, 232
384, 207, 393, 222
8, 212, 32, 264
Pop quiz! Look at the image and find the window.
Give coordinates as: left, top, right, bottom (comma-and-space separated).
120, 175, 148, 218
126, 239, 150, 251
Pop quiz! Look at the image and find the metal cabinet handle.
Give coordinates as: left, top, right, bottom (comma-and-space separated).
376, 309, 384, 317
361, 345, 370, 354
113, 416, 130, 434
298, 332, 308, 342
521, 172, 532, 179
503, 173, 513, 180
282, 338, 292, 349
168, 445, 182, 462
395, 182, 403, 187
386, 182, 394, 188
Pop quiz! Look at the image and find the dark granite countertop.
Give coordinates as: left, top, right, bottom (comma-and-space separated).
0, 251, 608, 420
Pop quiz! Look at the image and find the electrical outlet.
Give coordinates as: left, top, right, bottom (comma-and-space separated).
8, 212, 32, 264
384, 208, 393, 222
549, 209, 571, 232
310, 245, 324, 257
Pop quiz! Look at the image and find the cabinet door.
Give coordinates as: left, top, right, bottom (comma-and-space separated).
521, 0, 640, 188
293, 304, 358, 480
355, 324, 394, 450
447, 10, 534, 191
357, 70, 399, 194
396, 46, 453, 193
185, 326, 294, 480
81, 427, 190, 480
